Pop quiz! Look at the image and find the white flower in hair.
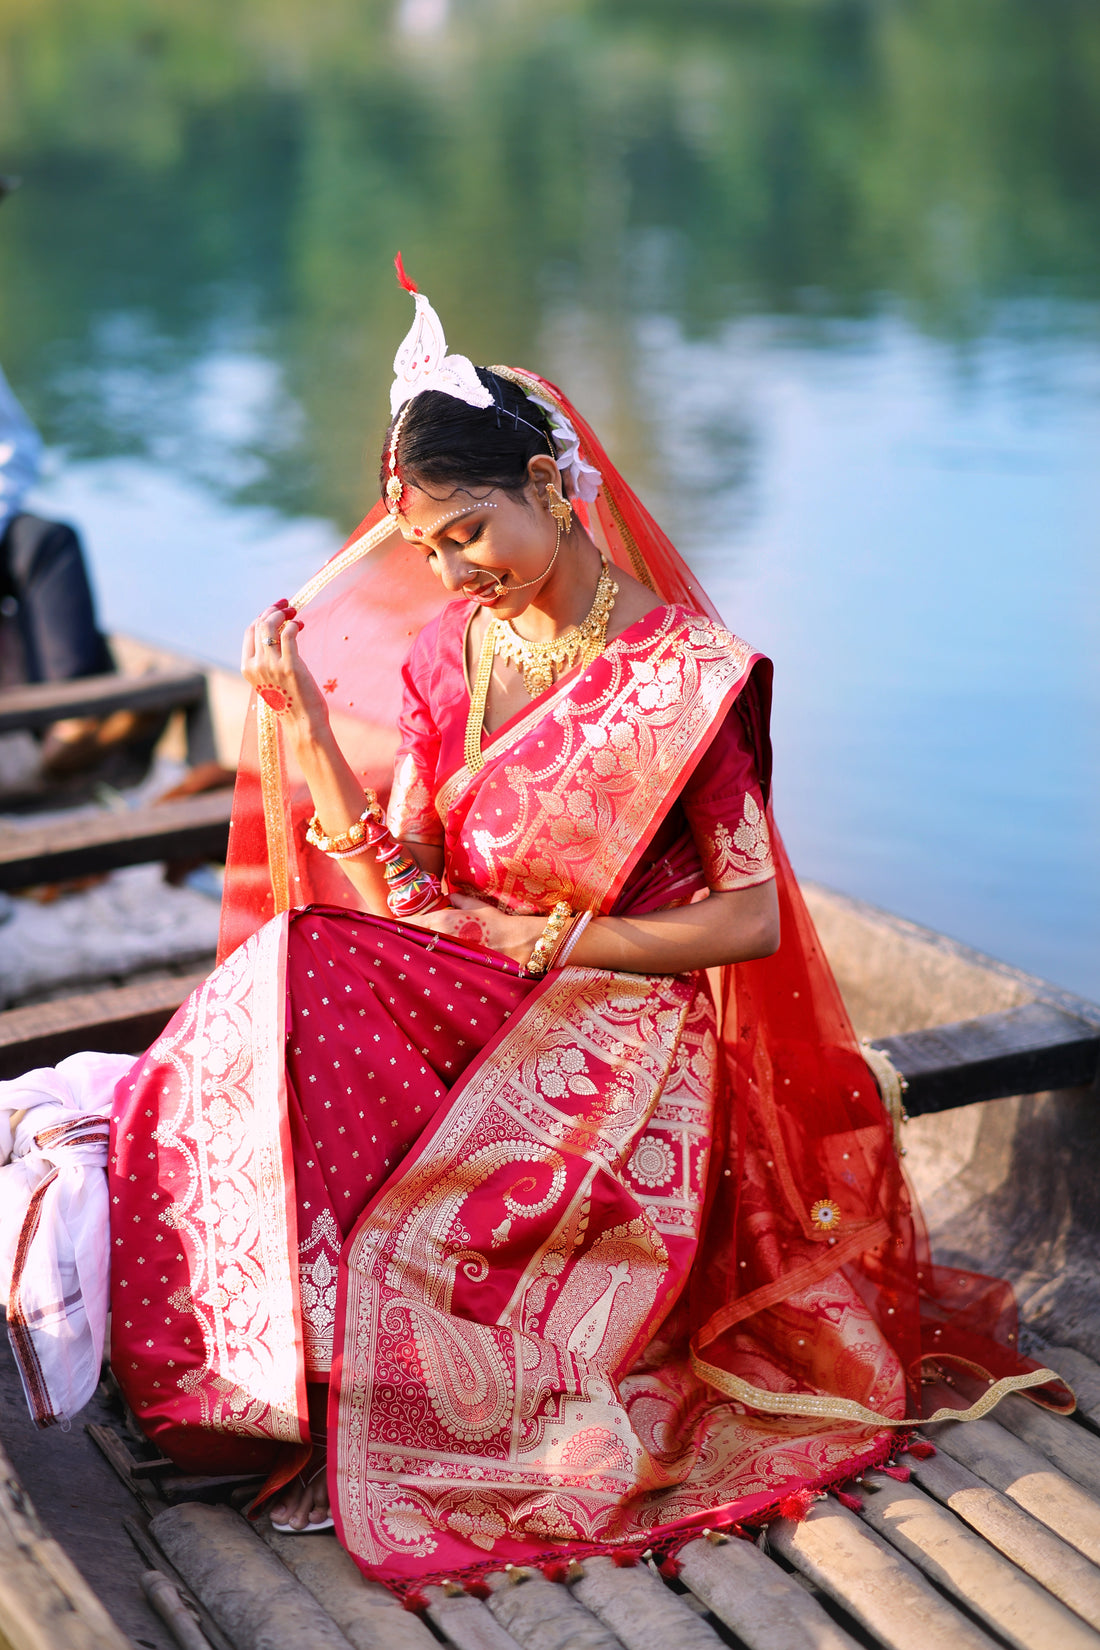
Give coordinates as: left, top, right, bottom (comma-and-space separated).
525, 392, 603, 504
390, 254, 493, 417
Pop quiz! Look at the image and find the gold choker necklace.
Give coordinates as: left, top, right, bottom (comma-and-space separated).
465, 556, 618, 774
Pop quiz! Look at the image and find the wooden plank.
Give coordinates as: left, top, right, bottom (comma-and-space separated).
0, 789, 234, 890
570, 1555, 725, 1650
85, 1426, 163, 1521
0, 1436, 135, 1650
870, 1000, 1100, 1113
139, 1572, 213, 1650
0, 973, 205, 1079
768, 1499, 1000, 1650
1044, 1347, 1100, 1432
935, 1416, 1100, 1566
484, 1569, 626, 1649
151, 1503, 356, 1650
676, 1536, 861, 1650
123, 1518, 235, 1650
128, 1459, 176, 1480
0, 671, 209, 734
854, 1468, 1100, 1650
992, 1394, 1100, 1499
423, 1584, 524, 1650
903, 1446, 1100, 1628
260, 1525, 440, 1650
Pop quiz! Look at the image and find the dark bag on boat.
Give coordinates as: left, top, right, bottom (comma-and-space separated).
0, 511, 114, 686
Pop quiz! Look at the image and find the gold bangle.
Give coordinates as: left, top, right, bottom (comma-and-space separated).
524, 901, 573, 977
305, 794, 384, 856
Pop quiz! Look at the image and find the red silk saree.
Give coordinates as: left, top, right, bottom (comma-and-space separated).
109, 369, 1066, 1595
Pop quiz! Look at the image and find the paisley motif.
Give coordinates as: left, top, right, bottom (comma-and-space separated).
405, 1301, 515, 1442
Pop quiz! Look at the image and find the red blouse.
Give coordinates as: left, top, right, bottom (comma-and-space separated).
387, 601, 774, 913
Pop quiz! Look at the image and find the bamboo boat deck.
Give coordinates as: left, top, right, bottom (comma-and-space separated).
5, 1334, 1100, 1650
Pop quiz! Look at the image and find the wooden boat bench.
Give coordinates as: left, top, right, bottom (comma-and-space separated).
0, 668, 218, 766
0, 972, 208, 1078
0, 668, 235, 1078
0, 787, 233, 894
871, 997, 1100, 1115
3, 929, 1096, 1096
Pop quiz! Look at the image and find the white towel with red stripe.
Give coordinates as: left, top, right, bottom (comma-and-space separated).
0, 1052, 133, 1426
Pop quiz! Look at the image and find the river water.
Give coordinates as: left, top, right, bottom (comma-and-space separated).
2, 0, 1097, 998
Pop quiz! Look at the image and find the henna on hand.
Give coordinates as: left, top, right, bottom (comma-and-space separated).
455, 914, 490, 948
258, 686, 293, 714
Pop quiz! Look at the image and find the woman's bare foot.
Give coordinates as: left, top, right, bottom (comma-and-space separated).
267, 1448, 330, 1530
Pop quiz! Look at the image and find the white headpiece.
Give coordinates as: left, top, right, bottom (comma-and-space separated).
387, 255, 602, 509
389, 255, 493, 418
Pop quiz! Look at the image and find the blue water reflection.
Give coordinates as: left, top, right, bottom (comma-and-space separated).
2, 0, 1097, 998
629, 311, 1098, 998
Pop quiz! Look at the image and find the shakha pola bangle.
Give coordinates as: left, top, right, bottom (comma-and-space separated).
552, 909, 592, 969
306, 792, 446, 918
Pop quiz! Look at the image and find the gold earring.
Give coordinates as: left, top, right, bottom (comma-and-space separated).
545, 481, 573, 528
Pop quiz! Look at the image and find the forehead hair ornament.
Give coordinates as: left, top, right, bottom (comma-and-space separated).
385, 253, 602, 513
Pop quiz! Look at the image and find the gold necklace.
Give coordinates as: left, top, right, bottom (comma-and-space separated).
464, 557, 618, 775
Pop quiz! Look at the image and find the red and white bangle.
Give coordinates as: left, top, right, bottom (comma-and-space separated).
305, 793, 446, 915
551, 910, 592, 969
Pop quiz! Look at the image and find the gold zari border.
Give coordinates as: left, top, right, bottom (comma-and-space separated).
259, 515, 396, 914
690, 1351, 1067, 1430
257, 700, 289, 913
602, 486, 658, 592
861, 1041, 907, 1154
291, 516, 395, 610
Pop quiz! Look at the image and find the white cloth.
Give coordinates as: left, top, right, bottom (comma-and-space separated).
0, 1052, 133, 1426
0, 366, 42, 539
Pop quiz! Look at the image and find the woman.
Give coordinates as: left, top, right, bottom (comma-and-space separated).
104, 267, 1064, 1595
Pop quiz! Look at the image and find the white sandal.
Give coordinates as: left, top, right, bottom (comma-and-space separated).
269, 1455, 334, 1534
270, 1514, 335, 1534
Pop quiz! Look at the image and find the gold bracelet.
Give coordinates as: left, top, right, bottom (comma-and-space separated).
524, 901, 573, 977
305, 794, 385, 855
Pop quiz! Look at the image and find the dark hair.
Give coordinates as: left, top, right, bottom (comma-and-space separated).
379, 368, 557, 501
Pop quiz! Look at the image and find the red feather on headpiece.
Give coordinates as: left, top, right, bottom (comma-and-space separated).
394, 251, 418, 294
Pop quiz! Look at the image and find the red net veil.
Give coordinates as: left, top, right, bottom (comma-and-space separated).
219, 366, 1068, 1425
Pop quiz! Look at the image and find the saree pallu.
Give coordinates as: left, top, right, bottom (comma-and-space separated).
110, 601, 1066, 1594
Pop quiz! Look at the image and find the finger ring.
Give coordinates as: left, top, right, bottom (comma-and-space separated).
264, 636, 281, 647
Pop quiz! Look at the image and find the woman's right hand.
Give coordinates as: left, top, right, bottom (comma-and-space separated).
241, 600, 328, 740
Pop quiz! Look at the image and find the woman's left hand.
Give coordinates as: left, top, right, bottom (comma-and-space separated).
404, 894, 544, 967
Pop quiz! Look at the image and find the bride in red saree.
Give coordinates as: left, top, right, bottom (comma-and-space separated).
107, 269, 1066, 1595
